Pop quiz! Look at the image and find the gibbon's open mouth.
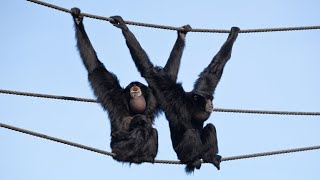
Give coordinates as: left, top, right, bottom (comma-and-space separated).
131, 86, 140, 92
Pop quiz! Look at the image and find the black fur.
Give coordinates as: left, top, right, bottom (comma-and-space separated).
112, 15, 240, 173
71, 8, 186, 164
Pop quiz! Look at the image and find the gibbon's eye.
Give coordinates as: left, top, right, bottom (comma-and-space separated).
193, 95, 198, 100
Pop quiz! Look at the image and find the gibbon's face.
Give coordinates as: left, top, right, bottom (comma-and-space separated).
192, 93, 213, 121
130, 85, 143, 98
129, 85, 146, 114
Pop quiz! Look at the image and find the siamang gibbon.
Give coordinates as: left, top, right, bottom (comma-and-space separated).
111, 16, 240, 173
71, 8, 190, 164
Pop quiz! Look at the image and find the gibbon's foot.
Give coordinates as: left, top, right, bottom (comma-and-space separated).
212, 155, 222, 170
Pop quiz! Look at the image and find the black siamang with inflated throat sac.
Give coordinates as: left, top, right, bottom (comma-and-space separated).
111, 16, 240, 173
71, 8, 191, 164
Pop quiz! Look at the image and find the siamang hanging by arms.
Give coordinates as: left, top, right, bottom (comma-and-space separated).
111, 16, 240, 173
71, 8, 190, 164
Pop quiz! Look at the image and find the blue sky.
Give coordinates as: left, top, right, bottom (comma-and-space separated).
1, 0, 320, 179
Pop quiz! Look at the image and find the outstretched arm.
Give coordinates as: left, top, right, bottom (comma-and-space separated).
110, 16, 154, 78
193, 27, 240, 95
71, 8, 103, 73
71, 8, 124, 112
164, 25, 191, 82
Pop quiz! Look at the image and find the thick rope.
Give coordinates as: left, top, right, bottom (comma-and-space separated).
26, 0, 320, 33
1, 122, 320, 164
2, 89, 320, 116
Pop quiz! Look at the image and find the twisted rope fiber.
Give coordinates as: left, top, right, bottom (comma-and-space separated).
1, 122, 320, 164
2, 89, 320, 116
26, 0, 320, 33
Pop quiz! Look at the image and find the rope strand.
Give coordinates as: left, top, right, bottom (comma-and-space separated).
0, 89, 97, 103
1, 89, 320, 116
1, 122, 320, 164
26, 0, 320, 33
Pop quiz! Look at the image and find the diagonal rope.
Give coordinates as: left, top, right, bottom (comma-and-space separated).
26, 0, 320, 33
1, 122, 320, 164
2, 89, 320, 116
